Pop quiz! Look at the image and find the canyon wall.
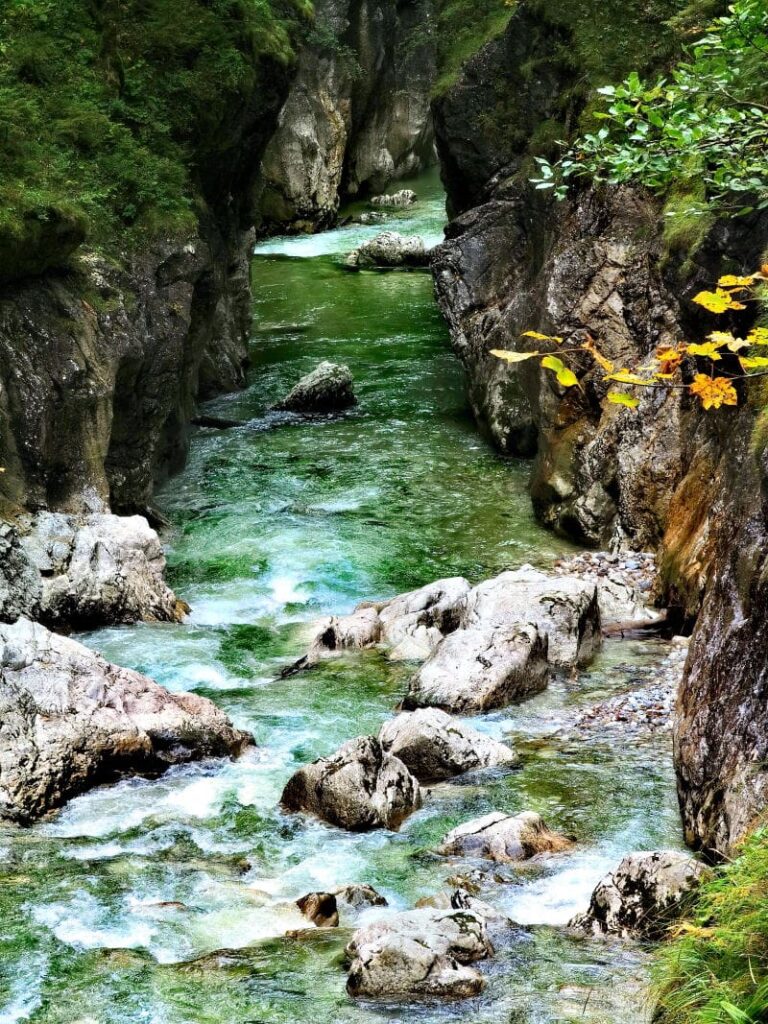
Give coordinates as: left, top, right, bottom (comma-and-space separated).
430, 1, 768, 856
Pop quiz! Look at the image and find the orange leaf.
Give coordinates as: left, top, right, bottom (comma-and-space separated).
689, 374, 738, 410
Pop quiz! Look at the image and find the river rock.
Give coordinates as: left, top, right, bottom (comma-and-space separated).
346, 907, 491, 999
0, 618, 253, 823
280, 736, 421, 831
378, 708, 517, 781
296, 883, 387, 928
18, 512, 185, 628
0, 522, 41, 623
403, 622, 550, 713
345, 232, 428, 270
438, 811, 570, 862
370, 189, 417, 208
569, 851, 708, 939
273, 361, 356, 414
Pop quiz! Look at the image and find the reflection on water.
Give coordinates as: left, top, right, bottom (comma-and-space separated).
0, 170, 679, 1024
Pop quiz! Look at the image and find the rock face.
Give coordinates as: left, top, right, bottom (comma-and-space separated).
0, 619, 252, 823
370, 189, 418, 208
257, 0, 435, 233
570, 851, 708, 939
378, 708, 517, 781
280, 736, 421, 831
15, 512, 185, 628
346, 908, 492, 1000
274, 361, 356, 414
438, 811, 570, 863
301, 568, 600, 713
345, 232, 428, 270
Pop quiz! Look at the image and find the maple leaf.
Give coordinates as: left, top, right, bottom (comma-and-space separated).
521, 331, 564, 344
581, 336, 614, 373
541, 354, 580, 388
655, 346, 684, 374
747, 328, 768, 346
686, 342, 723, 360
689, 374, 738, 410
607, 392, 640, 409
707, 331, 749, 353
605, 369, 655, 386
717, 274, 756, 288
490, 349, 541, 363
739, 355, 768, 370
692, 289, 747, 314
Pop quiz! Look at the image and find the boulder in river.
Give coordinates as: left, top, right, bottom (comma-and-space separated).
403, 622, 550, 713
273, 361, 356, 414
18, 512, 186, 629
296, 883, 387, 927
569, 850, 708, 939
438, 811, 570, 863
370, 189, 417, 208
345, 232, 428, 270
0, 619, 253, 823
280, 736, 421, 831
346, 907, 491, 1000
378, 708, 518, 781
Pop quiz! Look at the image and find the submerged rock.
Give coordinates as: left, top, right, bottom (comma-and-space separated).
404, 622, 549, 713
280, 736, 421, 831
346, 907, 491, 1000
345, 231, 428, 270
0, 619, 253, 823
379, 708, 517, 780
18, 512, 186, 629
273, 361, 356, 414
296, 883, 387, 928
438, 811, 570, 863
370, 189, 417, 208
569, 850, 708, 939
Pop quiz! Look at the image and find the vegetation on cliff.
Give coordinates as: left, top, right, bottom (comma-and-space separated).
0, 0, 310, 279
653, 828, 768, 1024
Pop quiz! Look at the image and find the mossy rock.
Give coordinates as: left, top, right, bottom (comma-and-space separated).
0, 206, 87, 284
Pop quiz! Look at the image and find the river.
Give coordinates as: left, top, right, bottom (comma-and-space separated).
0, 170, 682, 1024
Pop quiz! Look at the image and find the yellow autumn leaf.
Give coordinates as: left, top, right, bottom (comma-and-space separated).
685, 342, 723, 360
490, 349, 541, 363
607, 392, 640, 409
521, 330, 563, 343
692, 289, 747, 314
739, 355, 768, 370
690, 374, 738, 410
655, 346, 684, 374
717, 274, 756, 288
581, 336, 614, 372
747, 327, 768, 346
605, 368, 655, 386
541, 354, 579, 388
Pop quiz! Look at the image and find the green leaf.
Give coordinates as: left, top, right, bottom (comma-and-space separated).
607, 392, 640, 409
541, 354, 579, 388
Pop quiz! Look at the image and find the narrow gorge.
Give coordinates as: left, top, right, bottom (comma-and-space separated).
1, 2, 766, 1023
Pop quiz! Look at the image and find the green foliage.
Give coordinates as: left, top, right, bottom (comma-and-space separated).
653, 828, 768, 1024
532, 0, 768, 212
0, 0, 311, 271
433, 0, 513, 95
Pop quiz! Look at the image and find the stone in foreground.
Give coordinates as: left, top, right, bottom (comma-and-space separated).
273, 361, 356, 414
345, 231, 428, 270
438, 811, 570, 863
0, 619, 253, 823
346, 907, 491, 1000
370, 189, 417, 208
569, 850, 708, 939
404, 623, 549, 713
280, 736, 421, 831
379, 708, 517, 781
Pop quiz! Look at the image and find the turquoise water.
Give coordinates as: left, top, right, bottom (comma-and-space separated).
0, 170, 681, 1024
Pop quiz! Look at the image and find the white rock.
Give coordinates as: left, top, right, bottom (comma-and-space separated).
438, 811, 570, 862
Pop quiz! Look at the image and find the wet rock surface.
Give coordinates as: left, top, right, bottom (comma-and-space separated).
378, 708, 518, 781
345, 232, 428, 270
273, 361, 356, 415
280, 736, 421, 831
296, 884, 387, 928
0, 619, 253, 823
370, 189, 418, 208
438, 811, 570, 863
570, 850, 708, 939
345, 907, 492, 1000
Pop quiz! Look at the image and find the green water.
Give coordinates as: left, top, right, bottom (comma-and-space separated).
0, 170, 681, 1024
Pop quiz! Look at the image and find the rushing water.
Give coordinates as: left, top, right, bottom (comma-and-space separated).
0, 170, 682, 1024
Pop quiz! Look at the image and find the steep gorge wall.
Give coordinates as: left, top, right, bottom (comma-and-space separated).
431, 0, 768, 856
256, 0, 437, 233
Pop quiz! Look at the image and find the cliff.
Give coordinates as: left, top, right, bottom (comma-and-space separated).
256, 0, 437, 233
430, 0, 768, 856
